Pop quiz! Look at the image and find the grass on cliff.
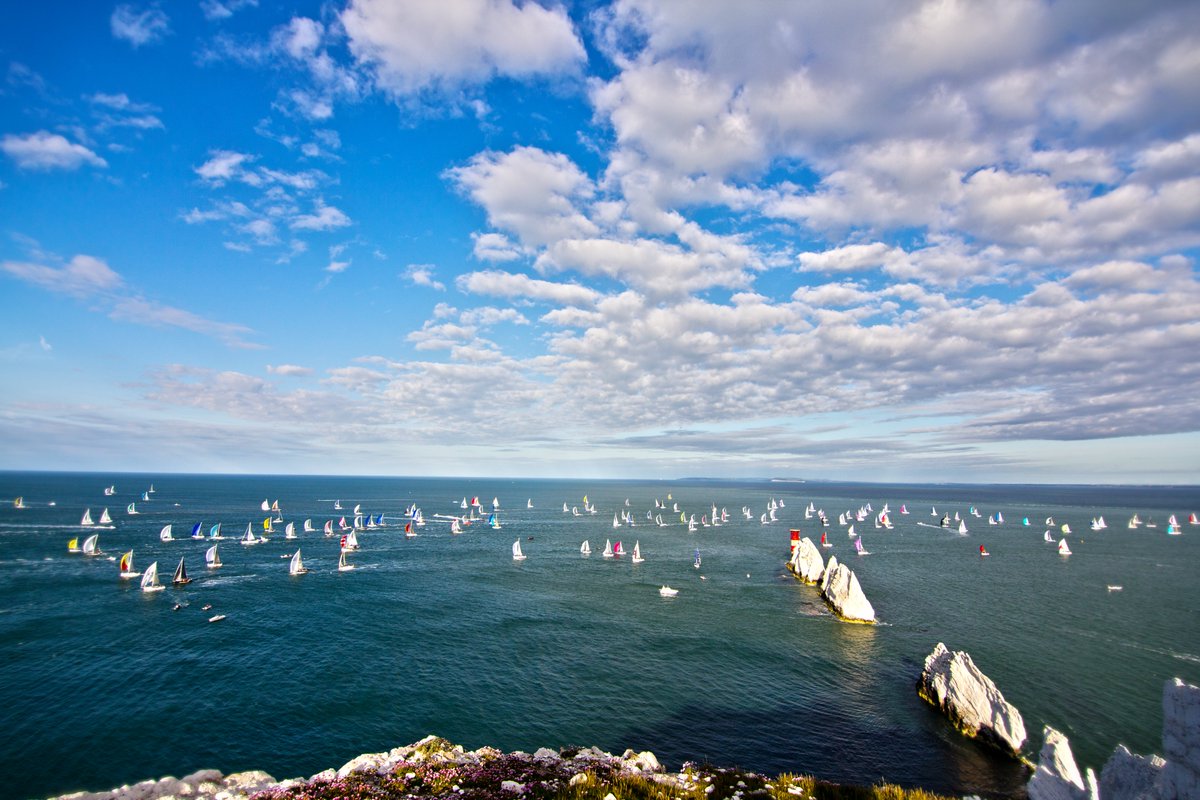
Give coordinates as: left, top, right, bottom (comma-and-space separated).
251, 751, 954, 800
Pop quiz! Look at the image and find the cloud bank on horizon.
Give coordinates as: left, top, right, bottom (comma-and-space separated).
1, 0, 1198, 483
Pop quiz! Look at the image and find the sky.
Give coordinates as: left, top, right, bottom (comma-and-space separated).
1, 0, 1199, 484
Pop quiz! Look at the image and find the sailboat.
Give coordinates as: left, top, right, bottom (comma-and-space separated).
119, 550, 141, 578
602, 539, 614, 558
81, 508, 94, 526
209, 522, 224, 540
979, 544, 989, 557
159, 525, 173, 542
333, 500, 342, 510
127, 502, 138, 515
303, 519, 315, 532
342, 530, 359, 551
261, 499, 270, 512
82, 533, 101, 556
613, 513, 621, 528
527, 499, 533, 509
580, 540, 591, 556
241, 524, 260, 545
191, 522, 205, 540
205, 544, 222, 568
1044, 530, 1055, 542
172, 556, 191, 585
659, 586, 679, 597
67, 537, 80, 553
338, 550, 355, 571
694, 548, 701, 568
104, 485, 115, 496
140, 562, 164, 592
512, 540, 527, 561
1061, 523, 1072, 534
13, 496, 23, 509
289, 549, 308, 575
285, 522, 296, 539
613, 541, 624, 557
1058, 539, 1072, 555
323, 519, 334, 536
405, 522, 417, 538
820, 531, 832, 548
854, 538, 869, 556
631, 541, 644, 563
99, 508, 113, 525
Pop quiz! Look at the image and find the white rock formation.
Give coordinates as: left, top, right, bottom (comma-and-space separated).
819, 555, 875, 623
1100, 745, 1165, 800
788, 537, 824, 583
1028, 726, 1099, 800
917, 642, 1026, 757
1161, 677, 1200, 800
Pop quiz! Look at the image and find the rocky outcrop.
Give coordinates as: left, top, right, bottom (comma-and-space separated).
817, 555, 875, 622
1028, 726, 1098, 800
917, 642, 1027, 757
1161, 677, 1200, 800
1028, 677, 1199, 800
1100, 745, 1165, 800
49, 768, 277, 800
787, 536, 824, 583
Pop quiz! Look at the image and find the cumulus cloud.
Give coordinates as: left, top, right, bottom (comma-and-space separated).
291, 199, 351, 231
267, 363, 314, 376
1, 254, 122, 297
111, 4, 170, 47
340, 0, 586, 99
405, 264, 445, 291
1, 131, 107, 170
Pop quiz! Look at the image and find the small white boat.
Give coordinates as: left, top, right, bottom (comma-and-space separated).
289, 549, 308, 575
1107, 585, 1123, 592
82, 533, 101, 556
659, 586, 678, 597
854, 538, 869, 556
527, 499, 533, 509
512, 540, 527, 561
119, 550, 141, 579
602, 539, 614, 558
580, 540, 591, 556
208, 614, 226, 623
205, 544, 222, 568
631, 541, 644, 563
159, 524, 173, 542
303, 518, 315, 532
140, 561, 164, 592
99, 508, 113, 525
127, 502, 138, 515
338, 550, 355, 572
81, 508, 94, 526
285, 522, 296, 540
1058, 539, 1072, 556
241, 524, 260, 545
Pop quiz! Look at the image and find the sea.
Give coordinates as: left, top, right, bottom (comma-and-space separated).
1, 472, 1197, 800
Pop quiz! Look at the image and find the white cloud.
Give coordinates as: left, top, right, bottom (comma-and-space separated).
267, 363, 313, 377
449, 146, 597, 247
196, 150, 254, 184
291, 199, 351, 231
111, 4, 170, 47
456, 270, 599, 307
405, 264, 445, 291
472, 232, 522, 262
341, 0, 586, 99
1, 131, 107, 170
201, 0, 257, 21
1, 254, 122, 297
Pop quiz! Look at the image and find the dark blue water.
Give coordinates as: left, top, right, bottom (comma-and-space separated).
1, 473, 1197, 799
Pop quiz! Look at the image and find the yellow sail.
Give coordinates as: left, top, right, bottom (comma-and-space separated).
67, 537, 78, 551
120, 551, 132, 572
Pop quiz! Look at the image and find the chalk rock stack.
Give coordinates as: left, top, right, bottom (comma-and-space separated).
1028, 726, 1099, 800
787, 536, 824, 583
1029, 677, 1200, 800
917, 642, 1027, 757
817, 554, 875, 622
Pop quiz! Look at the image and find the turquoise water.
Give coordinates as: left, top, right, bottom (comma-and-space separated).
1, 473, 1197, 799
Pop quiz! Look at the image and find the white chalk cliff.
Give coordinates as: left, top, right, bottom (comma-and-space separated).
916, 642, 1027, 757
788, 536, 824, 583
1030, 677, 1199, 800
818, 554, 875, 623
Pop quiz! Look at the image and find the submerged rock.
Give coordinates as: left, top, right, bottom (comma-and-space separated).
917, 643, 1026, 757
788, 537, 824, 583
1028, 726, 1098, 800
819, 555, 875, 622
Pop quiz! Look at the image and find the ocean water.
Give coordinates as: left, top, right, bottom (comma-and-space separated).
0, 473, 1197, 800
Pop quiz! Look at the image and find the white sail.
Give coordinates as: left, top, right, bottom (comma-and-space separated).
958, 520, 968, 535
344, 530, 359, 550
159, 525, 173, 542
140, 561, 163, 592
81, 508, 94, 526
602, 539, 614, 558
241, 524, 259, 545
338, 549, 355, 571
285, 522, 296, 539
119, 550, 140, 578
659, 586, 678, 597
512, 539, 526, 560
261, 499, 269, 511
1058, 539, 1071, 555
631, 541, 644, 563
99, 508, 113, 525
82, 533, 100, 556
580, 540, 591, 555
304, 518, 315, 532
127, 502, 138, 515
289, 549, 307, 575
205, 544, 222, 568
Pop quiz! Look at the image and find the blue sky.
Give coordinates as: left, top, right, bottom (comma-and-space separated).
2, 0, 1199, 483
